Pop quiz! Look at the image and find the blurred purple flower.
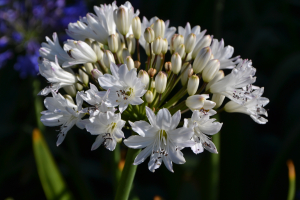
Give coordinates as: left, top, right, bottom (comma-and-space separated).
0, 50, 13, 68
0, 36, 9, 49
14, 53, 39, 78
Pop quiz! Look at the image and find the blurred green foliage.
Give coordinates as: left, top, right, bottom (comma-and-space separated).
0, 0, 300, 199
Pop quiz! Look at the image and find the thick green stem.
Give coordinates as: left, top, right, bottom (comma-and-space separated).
162, 87, 187, 109
114, 148, 141, 200
112, 143, 121, 194
287, 160, 296, 200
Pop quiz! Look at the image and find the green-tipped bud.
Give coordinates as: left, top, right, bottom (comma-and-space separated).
212, 94, 225, 109
181, 63, 192, 86
161, 38, 168, 54
75, 82, 84, 91
202, 59, 220, 83
138, 70, 150, 89
171, 53, 182, 74
192, 35, 212, 59
185, 33, 196, 54
151, 80, 155, 89
153, 36, 163, 55
113, 7, 129, 35
84, 63, 93, 75
153, 19, 165, 38
144, 27, 155, 43
103, 50, 115, 69
187, 75, 199, 96
91, 41, 104, 61
125, 56, 134, 71
186, 95, 206, 110
126, 34, 136, 55
91, 69, 103, 79
193, 47, 211, 74
132, 16, 141, 39
175, 44, 185, 58
122, 48, 130, 64
63, 94, 75, 105
206, 70, 224, 91
108, 34, 119, 53
171, 34, 184, 53
63, 85, 76, 97
145, 90, 154, 103
78, 67, 89, 85
155, 71, 167, 93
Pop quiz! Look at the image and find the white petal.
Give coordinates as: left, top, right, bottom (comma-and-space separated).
129, 121, 151, 137
162, 155, 174, 173
169, 144, 186, 164
145, 106, 156, 126
170, 110, 181, 130
191, 142, 204, 154
133, 145, 153, 165
199, 122, 223, 135
156, 108, 172, 130
124, 135, 153, 149
91, 135, 105, 150
169, 127, 194, 144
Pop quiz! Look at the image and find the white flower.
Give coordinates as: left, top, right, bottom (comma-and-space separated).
124, 107, 195, 172
139, 16, 176, 50
39, 32, 72, 65
210, 39, 241, 69
62, 40, 97, 67
224, 87, 269, 124
85, 111, 125, 151
79, 83, 115, 116
210, 59, 257, 104
178, 22, 206, 49
66, 2, 118, 44
98, 63, 147, 113
184, 110, 222, 154
186, 94, 217, 116
38, 56, 76, 96
41, 92, 85, 146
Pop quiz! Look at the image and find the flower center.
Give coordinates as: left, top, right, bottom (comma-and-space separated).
159, 130, 168, 145
108, 122, 117, 133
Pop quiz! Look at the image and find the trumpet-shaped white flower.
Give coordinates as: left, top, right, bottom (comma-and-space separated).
224, 87, 269, 124
139, 16, 176, 49
184, 110, 222, 154
62, 40, 97, 67
38, 56, 77, 96
66, 2, 118, 44
124, 107, 195, 173
210, 59, 257, 104
86, 111, 125, 151
39, 32, 72, 65
79, 83, 115, 116
210, 39, 240, 69
41, 92, 85, 146
178, 22, 206, 50
98, 63, 147, 113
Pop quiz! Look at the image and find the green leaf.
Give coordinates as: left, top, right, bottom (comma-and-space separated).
32, 128, 73, 200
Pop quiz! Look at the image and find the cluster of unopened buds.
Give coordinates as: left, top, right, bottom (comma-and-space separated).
38, 1, 269, 172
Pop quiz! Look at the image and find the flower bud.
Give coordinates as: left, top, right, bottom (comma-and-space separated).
171, 34, 184, 53
184, 33, 196, 54
145, 90, 154, 103
63, 85, 76, 97
134, 61, 141, 69
224, 101, 245, 113
202, 59, 220, 83
108, 34, 119, 53
75, 82, 84, 91
155, 71, 167, 93
153, 19, 165, 38
193, 47, 212, 74
78, 67, 89, 85
164, 62, 172, 72
186, 95, 207, 110
212, 94, 225, 109
138, 70, 150, 89
125, 56, 134, 71
148, 68, 157, 78
161, 38, 168, 54
192, 35, 212, 59
91, 41, 104, 61
113, 6, 130, 35
91, 69, 103, 79
206, 70, 224, 91
171, 53, 182, 74
63, 94, 75, 105
181, 63, 192, 86
84, 63, 93, 75
144, 27, 155, 43
151, 80, 155, 89
103, 50, 115, 69
122, 48, 130, 64
187, 75, 199, 96
126, 34, 136, 55
175, 44, 185, 58
132, 16, 141, 39
153, 36, 163, 55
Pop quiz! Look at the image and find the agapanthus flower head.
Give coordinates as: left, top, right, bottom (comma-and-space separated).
37, 0, 269, 175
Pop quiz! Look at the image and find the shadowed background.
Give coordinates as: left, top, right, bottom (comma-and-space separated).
0, 0, 299, 199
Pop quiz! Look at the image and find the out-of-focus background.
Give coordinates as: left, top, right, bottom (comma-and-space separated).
0, 0, 299, 199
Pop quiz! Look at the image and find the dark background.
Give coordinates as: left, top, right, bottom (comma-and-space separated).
0, 0, 300, 199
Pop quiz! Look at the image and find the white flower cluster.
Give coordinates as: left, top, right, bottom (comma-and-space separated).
38, 1, 269, 172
